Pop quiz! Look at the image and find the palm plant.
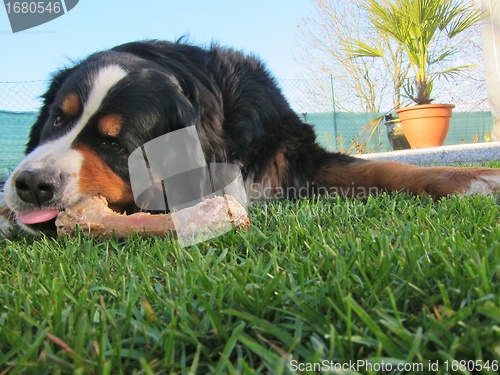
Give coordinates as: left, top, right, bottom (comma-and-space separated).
349, 0, 485, 105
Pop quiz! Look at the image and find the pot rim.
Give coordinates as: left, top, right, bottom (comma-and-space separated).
396, 103, 455, 114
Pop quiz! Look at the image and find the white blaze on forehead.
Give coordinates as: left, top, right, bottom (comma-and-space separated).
81, 65, 128, 132
63, 64, 128, 146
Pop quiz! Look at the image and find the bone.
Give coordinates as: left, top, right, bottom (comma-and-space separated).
55, 195, 250, 240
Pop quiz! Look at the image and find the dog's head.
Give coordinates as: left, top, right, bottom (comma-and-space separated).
4, 41, 222, 235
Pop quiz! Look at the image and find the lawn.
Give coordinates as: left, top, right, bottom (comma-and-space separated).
1, 174, 500, 374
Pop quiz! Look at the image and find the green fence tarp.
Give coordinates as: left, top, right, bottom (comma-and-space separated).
0, 110, 494, 180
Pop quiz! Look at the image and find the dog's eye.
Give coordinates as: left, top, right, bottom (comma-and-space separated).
53, 116, 64, 127
101, 139, 124, 153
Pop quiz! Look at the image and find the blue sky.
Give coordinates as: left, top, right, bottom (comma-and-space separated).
0, 0, 314, 81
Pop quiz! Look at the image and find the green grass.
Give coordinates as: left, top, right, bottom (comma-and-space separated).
1, 182, 500, 373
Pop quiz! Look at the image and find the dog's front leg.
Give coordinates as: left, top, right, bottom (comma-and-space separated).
315, 159, 500, 199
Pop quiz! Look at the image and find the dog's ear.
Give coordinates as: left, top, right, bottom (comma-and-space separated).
125, 68, 202, 135
25, 67, 75, 154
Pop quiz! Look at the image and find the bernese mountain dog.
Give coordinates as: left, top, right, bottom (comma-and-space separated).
1, 39, 500, 236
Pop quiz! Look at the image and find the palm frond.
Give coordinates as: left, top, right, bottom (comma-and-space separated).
345, 40, 384, 58
351, 0, 484, 105
434, 64, 476, 80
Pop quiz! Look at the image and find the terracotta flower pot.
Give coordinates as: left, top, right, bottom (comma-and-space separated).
396, 104, 455, 149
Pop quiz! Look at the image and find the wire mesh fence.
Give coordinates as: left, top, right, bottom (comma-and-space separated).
0, 81, 47, 179
0, 77, 494, 179
0, 80, 47, 112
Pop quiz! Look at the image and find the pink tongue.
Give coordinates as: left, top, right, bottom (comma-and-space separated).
17, 210, 60, 225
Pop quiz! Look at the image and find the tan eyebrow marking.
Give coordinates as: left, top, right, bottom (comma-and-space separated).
98, 114, 122, 137
61, 93, 81, 117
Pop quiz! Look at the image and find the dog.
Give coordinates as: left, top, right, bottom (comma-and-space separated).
1, 39, 500, 236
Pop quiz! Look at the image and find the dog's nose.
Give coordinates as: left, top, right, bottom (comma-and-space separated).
15, 170, 59, 206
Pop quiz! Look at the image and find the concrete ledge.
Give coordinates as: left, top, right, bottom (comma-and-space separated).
357, 142, 500, 166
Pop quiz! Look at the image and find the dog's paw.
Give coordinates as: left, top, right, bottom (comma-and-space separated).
460, 169, 500, 196
0, 192, 16, 238
0, 217, 14, 238
0, 207, 16, 238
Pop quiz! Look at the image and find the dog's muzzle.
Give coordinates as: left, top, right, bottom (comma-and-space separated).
10, 168, 64, 226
